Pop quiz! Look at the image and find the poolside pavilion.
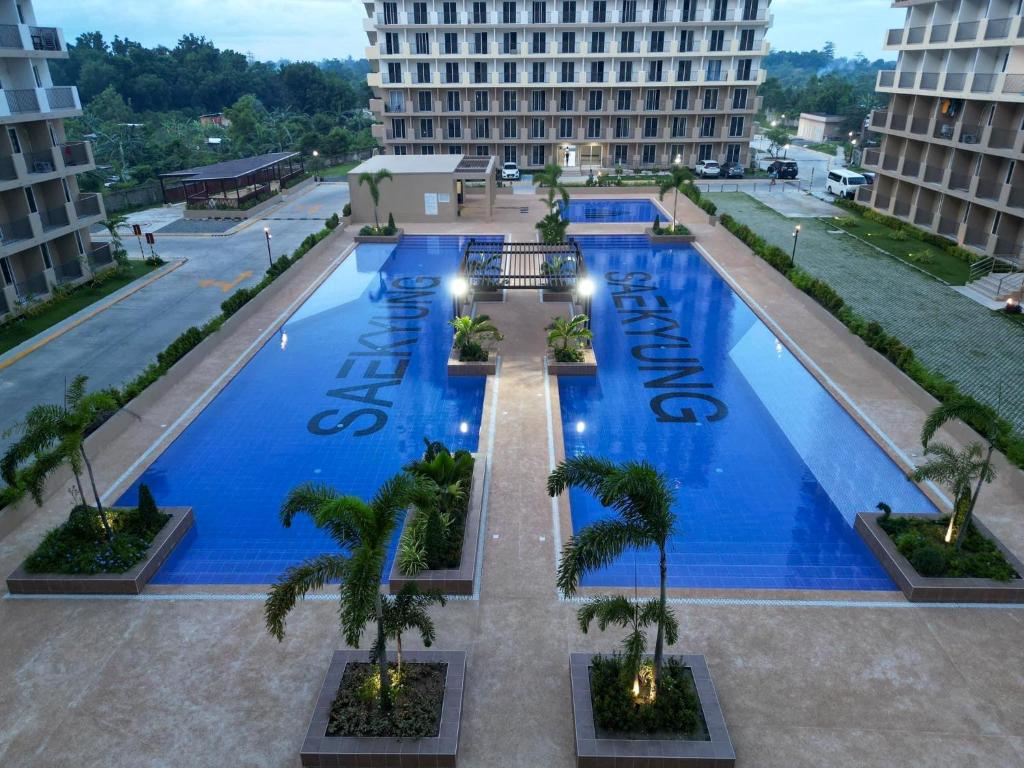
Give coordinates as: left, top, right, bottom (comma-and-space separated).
158, 152, 305, 209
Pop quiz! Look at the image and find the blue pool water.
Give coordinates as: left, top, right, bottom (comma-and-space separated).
116, 235, 491, 584
559, 235, 936, 591
559, 199, 668, 223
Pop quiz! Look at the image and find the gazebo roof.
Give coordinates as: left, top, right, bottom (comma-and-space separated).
159, 152, 300, 182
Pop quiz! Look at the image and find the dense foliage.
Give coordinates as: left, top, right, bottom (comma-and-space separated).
759, 44, 893, 130
51, 33, 374, 187
589, 656, 705, 739
327, 662, 445, 738
24, 487, 168, 575
450, 315, 503, 363
879, 516, 1018, 581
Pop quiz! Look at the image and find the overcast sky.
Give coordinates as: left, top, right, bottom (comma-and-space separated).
37, 0, 898, 62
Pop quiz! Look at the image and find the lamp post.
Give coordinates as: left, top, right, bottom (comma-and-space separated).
577, 276, 596, 330
312, 149, 320, 181
791, 224, 801, 266
451, 276, 468, 320
264, 226, 273, 269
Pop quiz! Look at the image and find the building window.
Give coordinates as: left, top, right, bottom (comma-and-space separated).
680, 30, 694, 52
613, 144, 629, 164
503, 118, 518, 138
621, 0, 636, 23
729, 116, 745, 137
416, 63, 431, 84
532, 31, 546, 53
382, 2, 399, 24
616, 90, 631, 110
643, 117, 658, 138
447, 119, 462, 139
587, 90, 603, 110
503, 1, 518, 23
590, 61, 604, 82
473, 32, 488, 54
742, 0, 761, 22
476, 144, 490, 156
712, 0, 727, 21
739, 29, 755, 51
673, 89, 689, 110
562, 0, 576, 23
384, 32, 400, 54
559, 117, 573, 138
587, 117, 601, 139
726, 144, 741, 163
475, 118, 490, 139
703, 89, 719, 110
0, 256, 13, 285
590, 31, 605, 53
387, 63, 402, 83
647, 61, 663, 82
472, 1, 487, 23
650, 31, 665, 52
671, 116, 687, 137
700, 116, 716, 137
504, 145, 518, 163
532, 90, 546, 111
681, 0, 696, 21
419, 91, 433, 112
677, 61, 692, 81
503, 31, 518, 53
737, 59, 753, 80
502, 90, 518, 111
532, 118, 546, 138
420, 119, 434, 138
698, 144, 714, 162
642, 145, 656, 164
561, 31, 576, 53
442, 1, 458, 23
392, 118, 406, 139
531, 145, 545, 166
709, 30, 725, 52
732, 88, 748, 109
421, 145, 435, 155
446, 62, 461, 83
559, 90, 574, 111
474, 62, 488, 84
670, 144, 685, 163
449, 145, 462, 154
651, 0, 667, 22
474, 91, 489, 111
706, 60, 723, 81
532, 62, 546, 83
591, 0, 606, 22
618, 61, 633, 82
532, 1, 547, 24
561, 61, 575, 82
614, 117, 630, 138
503, 61, 517, 83
619, 30, 635, 53
412, 2, 428, 23
446, 91, 461, 111
40, 242, 52, 269
444, 32, 459, 54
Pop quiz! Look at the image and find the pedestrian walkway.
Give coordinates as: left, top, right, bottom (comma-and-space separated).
707, 192, 1024, 433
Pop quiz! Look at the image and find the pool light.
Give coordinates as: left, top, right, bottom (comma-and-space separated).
459, 421, 469, 434
575, 420, 586, 434
578, 277, 596, 297
451, 277, 468, 297
280, 331, 288, 351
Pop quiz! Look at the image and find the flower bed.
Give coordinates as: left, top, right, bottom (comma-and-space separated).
327, 661, 445, 738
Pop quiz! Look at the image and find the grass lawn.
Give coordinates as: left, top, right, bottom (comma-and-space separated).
825, 210, 971, 285
320, 162, 361, 180
0, 261, 158, 355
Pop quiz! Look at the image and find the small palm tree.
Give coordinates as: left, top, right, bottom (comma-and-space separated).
540, 254, 576, 288
380, 584, 447, 675
265, 473, 419, 715
546, 314, 592, 362
532, 162, 570, 214
911, 442, 996, 549
548, 457, 677, 692
578, 595, 678, 700
358, 168, 393, 229
657, 166, 695, 228
1, 375, 118, 537
101, 213, 129, 265
450, 314, 503, 361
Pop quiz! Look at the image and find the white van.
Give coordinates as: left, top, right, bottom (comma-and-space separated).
826, 169, 869, 199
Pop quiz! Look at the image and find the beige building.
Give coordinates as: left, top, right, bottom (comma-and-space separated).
796, 112, 844, 143
861, 0, 1024, 266
0, 0, 107, 322
348, 154, 497, 223
362, 0, 771, 171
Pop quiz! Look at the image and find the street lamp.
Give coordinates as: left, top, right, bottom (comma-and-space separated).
264, 226, 273, 268
791, 224, 801, 266
312, 149, 320, 181
451, 276, 468, 319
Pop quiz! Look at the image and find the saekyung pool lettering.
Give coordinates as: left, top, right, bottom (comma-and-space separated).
606, 270, 728, 424
307, 275, 441, 437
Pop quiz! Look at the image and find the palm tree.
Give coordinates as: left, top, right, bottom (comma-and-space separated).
450, 314, 503, 360
657, 166, 695, 228
532, 163, 570, 214
919, 399, 1000, 548
546, 314, 592, 361
265, 473, 419, 715
358, 169, 394, 229
1, 375, 118, 537
540, 254, 576, 289
578, 595, 678, 700
380, 584, 447, 675
911, 442, 996, 549
548, 457, 677, 691
101, 213, 128, 264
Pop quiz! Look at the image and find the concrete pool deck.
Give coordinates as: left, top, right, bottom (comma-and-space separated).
1, 192, 1023, 768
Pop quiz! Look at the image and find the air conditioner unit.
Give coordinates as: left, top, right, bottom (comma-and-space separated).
962, 134, 978, 144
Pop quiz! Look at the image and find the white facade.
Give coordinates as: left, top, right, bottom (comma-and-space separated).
363, 0, 772, 170
0, 0, 107, 321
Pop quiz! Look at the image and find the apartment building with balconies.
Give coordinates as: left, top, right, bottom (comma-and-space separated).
0, 0, 108, 323
363, 0, 771, 171
862, 0, 1024, 266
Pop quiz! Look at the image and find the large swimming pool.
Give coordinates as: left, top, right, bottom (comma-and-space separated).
117, 235, 491, 584
559, 199, 668, 223
558, 235, 936, 591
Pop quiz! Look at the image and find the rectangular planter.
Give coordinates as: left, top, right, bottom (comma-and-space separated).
646, 227, 697, 244
301, 649, 466, 768
570, 653, 736, 768
547, 347, 597, 376
353, 228, 404, 244
447, 341, 497, 377
542, 288, 575, 302
389, 456, 485, 596
855, 512, 1024, 603
6, 507, 194, 596
471, 287, 505, 302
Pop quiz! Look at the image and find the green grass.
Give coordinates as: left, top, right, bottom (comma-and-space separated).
825, 209, 971, 285
804, 141, 843, 155
0, 261, 158, 355
320, 162, 361, 180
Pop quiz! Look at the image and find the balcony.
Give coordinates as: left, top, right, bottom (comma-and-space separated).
0, 23, 64, 55
901, 159, 921, 178
954, 20, 979, 42
976, 180, 1003, 202
948, 172, 971, 192
75, 193, 103, 219
24, 148, 56, 174
870, 110, 888, 128
53, 258, 83, 285
909, 116, 930, 134
929, 24, 950, 43
88, 243, 114, 270
881, 155, 900, 171
15, 271, 48, 299
0, 215, 34, 245
39, 205, 70, 231
0, 85, 81, 120
919, 72, 939, 90
59, 141, 93, 167
985, 18, 1012, 40
893, 199, 911, 217
0, 155, 17, 181
885, 28, 903, 45
878, 70, 896, 88
906, 26, 926, 44
923, 165, 945, 184
862, 148, 880, 167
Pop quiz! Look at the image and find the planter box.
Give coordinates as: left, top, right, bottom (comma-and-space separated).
6, 507, 194, 596
301, 650, 466, 768
471, 287, 505, 302
855, 513, 1024, 603
354, 228, 404, 244
708, 215, 719, 226
389, 456, 485, 596
570, 653, 736, 768
646, 227, 696, 244
542, 288, 574, 302
447, 340, 497, 377
547, 347, 597, 376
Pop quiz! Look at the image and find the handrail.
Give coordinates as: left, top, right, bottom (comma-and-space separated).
996, 270, 1023, 298
969, 257, 994, 282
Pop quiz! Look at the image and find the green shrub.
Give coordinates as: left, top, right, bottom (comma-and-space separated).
457, 340, 488, 362
910, 543, 948, 577
552, 346, 585, 363
342, 202, 352, 217
136, 483, 162, 528
387, 212, 396, 231
879, 516, 1018, 580
156, 326, 203, 368
589, 655, 704, 738
652, 216, 661, 234
325, 213, 340, 230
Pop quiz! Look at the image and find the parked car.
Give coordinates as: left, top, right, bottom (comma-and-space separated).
768, 160, 799, 179
695, 160, 721, 178
825, 169, 869, 199
723, 162, 745, 179
500, 161, 521, 181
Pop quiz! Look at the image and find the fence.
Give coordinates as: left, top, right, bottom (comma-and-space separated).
102, 183, 164, 213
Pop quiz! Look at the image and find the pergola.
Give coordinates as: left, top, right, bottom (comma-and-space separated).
158, 152, 304, 207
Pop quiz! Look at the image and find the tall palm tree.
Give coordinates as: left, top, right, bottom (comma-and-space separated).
657, 165, 695, 228
380, 584, 447, 675
578, 595, 678, 700
919, 399, 1000, 547
548, 457, 677, 691
265, 473, 419, 715
912, 442, 996, 549
1, 375, 118, 536
358, 168, 394, 228
532, 163, 570, 214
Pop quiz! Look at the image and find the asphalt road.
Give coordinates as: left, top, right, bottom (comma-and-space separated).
0, 183, 349, 458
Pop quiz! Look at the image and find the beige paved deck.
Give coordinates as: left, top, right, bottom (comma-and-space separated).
1, 192, 1023, 768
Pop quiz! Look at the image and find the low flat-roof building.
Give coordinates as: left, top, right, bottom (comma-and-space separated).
796, 113, 847, 143
158, 152, 303, 209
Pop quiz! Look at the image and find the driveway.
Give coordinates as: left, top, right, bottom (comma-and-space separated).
0, 183, 349, 458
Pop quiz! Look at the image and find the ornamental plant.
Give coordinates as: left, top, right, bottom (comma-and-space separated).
546, 314, 592, 363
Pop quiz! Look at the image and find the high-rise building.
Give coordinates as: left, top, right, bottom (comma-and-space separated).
0, 0, 108, 322
862, 1, 1024, 266
362, 0, 771, 171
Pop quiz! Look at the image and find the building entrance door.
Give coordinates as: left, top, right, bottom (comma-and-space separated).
560, 144, 577, 168
580, 143, 602, 168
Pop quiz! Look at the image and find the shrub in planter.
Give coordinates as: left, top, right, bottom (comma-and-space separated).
342, 202, 352, 217
325, 212, 340, 230
450, 314, 503, 362
546, 313, 591, 363
536, 211, 570, 245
